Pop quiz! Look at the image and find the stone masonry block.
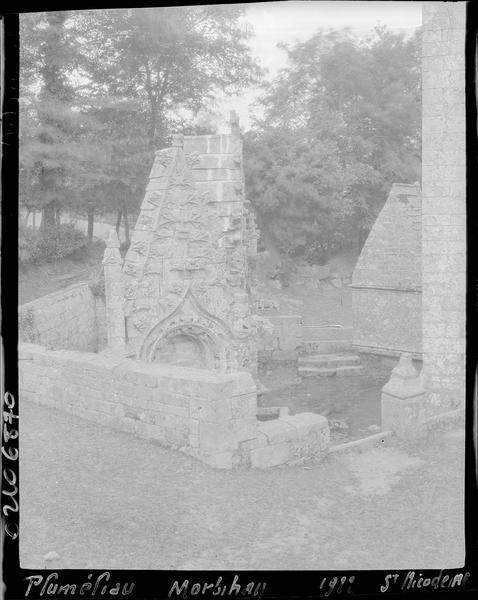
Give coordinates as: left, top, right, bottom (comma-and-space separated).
189, 433, 199, 448
189, 397, 220, 422
239, 431, 268, 451
183, 136, 209, 154
199, 421, 239, 453
230, 394, 257, 420
257, 419, 297, 445
161, 404, 189, 418
196, 154, 221, 169
381, 394, 425, 439
189, 419, 199, 435
250, 443, 289, 469
201, 451, 234, 470
289, 427, 330, 462
279, 413, 329, 438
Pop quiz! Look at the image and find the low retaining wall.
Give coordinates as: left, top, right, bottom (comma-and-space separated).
257, 315, 302, 361
19, 343, 330, 469
258, 318, 355, 361
19, 282, 104, 353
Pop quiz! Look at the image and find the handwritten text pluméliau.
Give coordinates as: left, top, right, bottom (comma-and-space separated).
24, 572, 134, 597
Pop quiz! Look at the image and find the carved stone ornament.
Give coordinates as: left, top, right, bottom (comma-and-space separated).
139, 287, 235, 370
122, 128, 256, 372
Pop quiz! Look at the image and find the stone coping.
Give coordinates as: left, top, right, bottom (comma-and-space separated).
423, 408, 465, 430
19, 343, 256, 394
350, 284, 422, 293
352, 344, 423, 360
19, 281, 90, 309
328, 430, 393, 455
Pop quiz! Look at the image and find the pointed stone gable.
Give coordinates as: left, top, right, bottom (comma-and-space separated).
352, 183, 421, 292
351, 183, 422, 357
122, 130, 256, 372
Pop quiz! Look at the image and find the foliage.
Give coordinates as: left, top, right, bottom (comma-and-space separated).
73, 6, 262, 148
19, 7, 261, 237
19, 12, 102, 229
88, 265, 106, 299
19, 224, 88, 265
245, 27, 421, 262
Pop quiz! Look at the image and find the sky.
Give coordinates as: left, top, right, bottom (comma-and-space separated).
213, 1, 423, 131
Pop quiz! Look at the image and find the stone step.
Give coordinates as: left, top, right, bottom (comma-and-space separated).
298, 364, 366, 378
301, 325, 353, 341
335, 365, 366, 377
298, 366, 337, 377
298, 353, 360, 369
301, 340, 352, 354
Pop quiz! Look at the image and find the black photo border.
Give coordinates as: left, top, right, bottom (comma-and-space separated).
2, 1, 478, 598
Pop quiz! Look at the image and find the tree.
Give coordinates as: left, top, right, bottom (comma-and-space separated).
20, 7, 262, 243
245, 27, 421, 262
20, 11, 91, 231
73, 6, 262, 148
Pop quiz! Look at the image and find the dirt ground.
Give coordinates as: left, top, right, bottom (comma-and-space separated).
20, 401, 465, 571
258, 355, 389, 444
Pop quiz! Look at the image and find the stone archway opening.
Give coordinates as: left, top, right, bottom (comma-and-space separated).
152, 332, 209, 369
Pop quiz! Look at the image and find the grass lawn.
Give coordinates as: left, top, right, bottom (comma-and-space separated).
20, 401, 465, 570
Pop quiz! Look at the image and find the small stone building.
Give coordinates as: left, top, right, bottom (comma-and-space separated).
351, 183, 422, 358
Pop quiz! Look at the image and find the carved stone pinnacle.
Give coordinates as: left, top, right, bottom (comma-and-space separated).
171, 133, 184, 148
106, 229, 120, 249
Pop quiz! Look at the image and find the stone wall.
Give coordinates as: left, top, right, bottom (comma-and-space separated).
18, 282, 103, 352
421, 2, 466, 413
257, 315, 302, 361
257, 320, 355, 361
351, 183, 422, 357
19, 343, 330, 469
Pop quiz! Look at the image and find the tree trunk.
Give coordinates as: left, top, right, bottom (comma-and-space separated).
32, 211, 36, 228
123, 205, 130, 246
41, 202, 56, 232
55, 207, 61, 226
87, 208, 95, 242
115, 209, 123, 237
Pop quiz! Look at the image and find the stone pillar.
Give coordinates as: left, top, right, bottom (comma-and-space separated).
381, 353, 425, 439
421, 2, 466, 414
102, 229, 126, 354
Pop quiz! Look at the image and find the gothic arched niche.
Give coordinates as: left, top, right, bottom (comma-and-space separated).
139, 287, 235, 371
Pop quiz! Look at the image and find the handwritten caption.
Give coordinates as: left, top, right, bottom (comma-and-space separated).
168, 576, 266, 598
2, 391, 19, 541
319, 576, 355, 596
25, 572, 134, 597
380, 570, 471, 592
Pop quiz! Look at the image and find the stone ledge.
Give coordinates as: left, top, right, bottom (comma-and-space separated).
423, 408, 464, 431
257, 419, 297, 444
279, 412, 329, 437
250, 443, 290, 469
328, 431, 393, 455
